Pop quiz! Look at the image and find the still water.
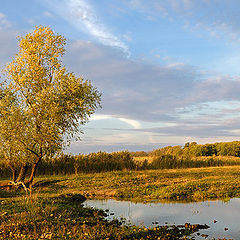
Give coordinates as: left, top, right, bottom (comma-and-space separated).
84, 198, 240, 239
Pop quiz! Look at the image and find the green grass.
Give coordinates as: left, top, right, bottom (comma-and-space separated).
21, 165, 240, 202
1, 166, 240, 239
0, 193, 202, 239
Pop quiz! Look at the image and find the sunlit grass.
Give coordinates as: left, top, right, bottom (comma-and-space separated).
1, 166, 239, 239
23, 165, 240, 202
0, 193, 199, 239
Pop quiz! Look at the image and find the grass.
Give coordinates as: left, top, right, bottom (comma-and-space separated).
0, 193, 203, 239
29, 165, 240, 202
1, 165, 239, 239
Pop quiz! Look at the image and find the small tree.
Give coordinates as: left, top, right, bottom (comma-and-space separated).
0, 26, 101, 188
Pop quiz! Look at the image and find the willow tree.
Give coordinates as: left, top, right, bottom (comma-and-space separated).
0, 26, 101, 188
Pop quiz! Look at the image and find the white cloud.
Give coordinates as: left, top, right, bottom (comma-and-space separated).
90, 114, 141, 129
90, 114, 112, 121
118, 118, 141, 129
68, 0, 128, 51
41, 0, 129, 54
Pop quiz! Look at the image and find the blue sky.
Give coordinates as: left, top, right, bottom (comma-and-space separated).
1, 0, 240, 153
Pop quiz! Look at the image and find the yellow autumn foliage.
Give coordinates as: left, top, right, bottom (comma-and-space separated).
0, 26, 101, 175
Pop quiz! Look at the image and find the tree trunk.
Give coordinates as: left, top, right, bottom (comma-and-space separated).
26, 158, 41, 187
16, 163, 29, 182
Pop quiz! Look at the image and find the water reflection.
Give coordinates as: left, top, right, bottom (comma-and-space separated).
84, 198, 240, 239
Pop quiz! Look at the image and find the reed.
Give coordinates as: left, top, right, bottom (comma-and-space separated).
2, 150, 240, 179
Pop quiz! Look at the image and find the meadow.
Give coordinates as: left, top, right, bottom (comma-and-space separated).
18, 166, 240, 202
2, 167, 226, 239
0, 193, 206, 240
2, 143, 240, 239
1, 166, 239, 239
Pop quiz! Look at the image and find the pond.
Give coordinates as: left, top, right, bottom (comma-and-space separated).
84, 198, 240, 239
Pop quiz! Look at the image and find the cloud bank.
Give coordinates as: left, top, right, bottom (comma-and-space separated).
65, 40, 240, 121
63, 39, 240, 152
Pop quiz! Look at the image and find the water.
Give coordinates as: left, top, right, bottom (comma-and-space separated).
84, 198, 240, 239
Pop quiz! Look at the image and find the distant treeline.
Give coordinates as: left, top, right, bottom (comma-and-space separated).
132, 141, 240, 170
131, 141, 240, 157
1, 141, 240, 178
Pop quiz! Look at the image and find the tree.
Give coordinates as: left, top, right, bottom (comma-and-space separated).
0, 26, 101, 189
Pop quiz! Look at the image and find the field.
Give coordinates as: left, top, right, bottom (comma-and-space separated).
0, 194, 205, 240
1, 166, 240, 239
26, 165, 240, 202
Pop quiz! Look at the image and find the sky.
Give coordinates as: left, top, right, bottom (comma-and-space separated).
1, 0, 240, 154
